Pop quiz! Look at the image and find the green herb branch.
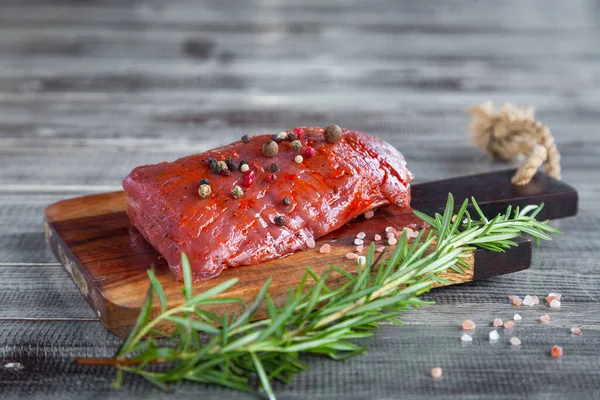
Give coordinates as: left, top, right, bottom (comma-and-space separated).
76, 194, 560, 399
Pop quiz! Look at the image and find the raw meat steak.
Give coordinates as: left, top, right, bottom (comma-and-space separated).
123, 126, 413, 281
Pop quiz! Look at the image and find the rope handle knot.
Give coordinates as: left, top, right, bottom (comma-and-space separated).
467, 102, 561, 186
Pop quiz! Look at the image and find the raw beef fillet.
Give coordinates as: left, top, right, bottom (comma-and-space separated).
123, 126, 413, 281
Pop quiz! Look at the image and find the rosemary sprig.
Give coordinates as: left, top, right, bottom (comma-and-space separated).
77, 194, 560, 399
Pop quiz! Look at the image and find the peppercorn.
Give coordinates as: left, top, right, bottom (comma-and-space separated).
262, 140, 279, 157
275, 215, 285, 227
240, 159, 249, 165
221, 169, 231, 176
291, 140, 302, 151
210, 160, 222, 174
293, 127, 304, 139
198, 184, 211, 199
304, 147, 316, 158
240, 163, 250, 173
278, 131, 288, 140
231, 185, 244, 199
225, 157, 238, 171
208, 157, 217, 166
199, 178, 210, 185
270, 163, 280, 172
217, 160, 228, 171
266, 174, 277, 183
241, 135, 251, 143
294, 155, 304, 164
324, 124, 343, 143
287, 132, 298, 141
282, 197, 291, 206
271, 134, 283, 143
241, 170, 255, 187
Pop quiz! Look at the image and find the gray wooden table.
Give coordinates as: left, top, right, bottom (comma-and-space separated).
1, 1, 599, 399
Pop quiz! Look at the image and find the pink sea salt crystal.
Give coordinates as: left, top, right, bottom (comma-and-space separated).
354, 238, 364, 246
356, 245, 364, 253
532, 295, 540, 305
345, 253, 358, 260
546, 293, 562, 303
492, 318, 503, 327
571, 327, 582, 336
513, 297, 523, 306
387, 232, 396, 239
388, 237, 398, 246
430, 367, 443, 378
540, 314, 550, 323
504, 321, 515, 329
508, 295, 518, 301
364, 210, 375, 219
451, 215, 458, 222
306, 238, 316, 248
549, 299, 561, 308
510, 337, 521, 346
376, 246, 385, 253
319, 244, 331, 254
385, 226, 394, 233
408, 223, 417, 229
357, 232, 366, 239
523, 295, 535, 306
551, 345, 563, 358
489, 330, 499, 341
374, 234, 382, 241
462, 320, 476, 330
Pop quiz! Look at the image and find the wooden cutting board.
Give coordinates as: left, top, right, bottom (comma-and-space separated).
45, 169, 577, 336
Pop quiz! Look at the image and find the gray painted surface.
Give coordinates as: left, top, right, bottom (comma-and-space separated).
0, 0, 599, 398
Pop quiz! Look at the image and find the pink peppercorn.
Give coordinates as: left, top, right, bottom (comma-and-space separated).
241, 170, 255, 187
266, 174, 277, 183
304, 147, 316, 158
293, 127, 304, 138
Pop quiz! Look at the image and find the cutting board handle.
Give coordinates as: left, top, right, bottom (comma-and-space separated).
410, 169, 578, 221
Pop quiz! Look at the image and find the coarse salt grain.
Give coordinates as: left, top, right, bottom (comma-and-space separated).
492, 318, 504, 327
388, 237, 398, 245
513, 298, 523, 306
357, 232, 366, 239
523, 295, 535, 306
504, 321, 515, 329
451, 215, 457, 222
356, 245, 364, 253
461, 334, 473, 342
550, 299, 561, 308
354, 238, 364, 246
571, 327, 582, 336
510, 337, 521, 346
319, 244, 331, 254
489, 330, 500, 341
514, 314, 522, 321
387, 232, 396, 239
508, 295, 518, 300
364, 210, 375, 219
551, 345, 563, 358
345, 253, 358, 260
374, 234, 382, 241
306, 238, 316, 248
385, 226, 394, 232
376, 246, 385, 253
540, 314, 550, 323
462, 320, 476, 330
546, 293, 562, 303
357, 256, 366, 265
430, 367, 443, 378
532, 295, 540, 305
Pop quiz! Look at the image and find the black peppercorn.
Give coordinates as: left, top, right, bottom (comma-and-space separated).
282, 197, 291, 206
241, 135, 251, 143
275, 216, 285, 226
240, 159, 248, 165
221, 169, 231, 176
271, 134, 283, 143
225, 157, 238, 171
287, 132, 298, 141
270, 163, 280, 172
199, 178, 210, 185
262, 141, 279, 158
324, 124, 343, 143
210, 162, 222, 174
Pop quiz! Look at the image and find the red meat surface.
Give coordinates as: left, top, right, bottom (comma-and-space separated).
123, 127, 413, 281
